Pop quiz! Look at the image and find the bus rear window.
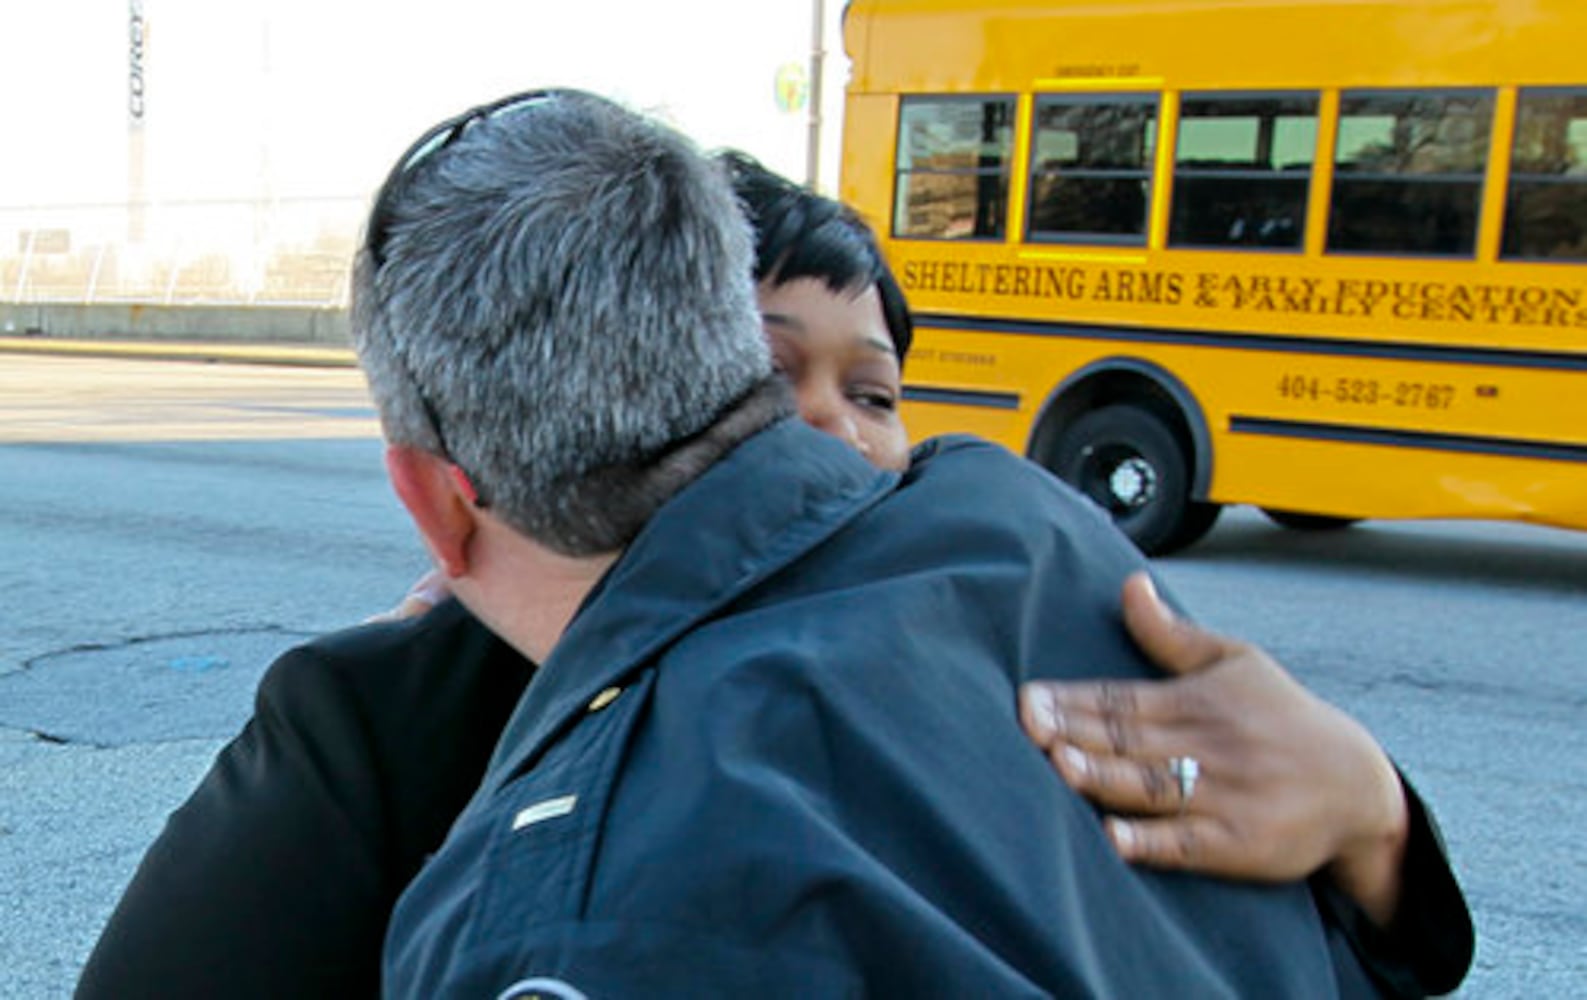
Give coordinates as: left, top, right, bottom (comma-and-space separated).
893, 96, 1015, 240
1502, 88, 1587, 261
1328, 90, 1494, 256
1170, 94, 1317, 250
1027, 95, 1157, 244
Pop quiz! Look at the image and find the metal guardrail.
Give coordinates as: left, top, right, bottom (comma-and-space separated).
0, 197, 364, 308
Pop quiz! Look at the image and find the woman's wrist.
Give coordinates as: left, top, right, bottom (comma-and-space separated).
1325, 744, 1411, 928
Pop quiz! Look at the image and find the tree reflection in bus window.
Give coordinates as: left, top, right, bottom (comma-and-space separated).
1027, 95, 1157, 244
893, 96, 1015, 240
1328, 90, 1494, 256
1502, 88, 1587, 262
1169, 94, 1317, 251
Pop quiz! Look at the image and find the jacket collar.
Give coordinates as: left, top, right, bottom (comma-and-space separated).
483, 417, 897, 789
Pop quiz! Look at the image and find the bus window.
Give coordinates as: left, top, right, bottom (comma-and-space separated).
893, 96, 1015, 240
1027, 95, 1157, 244
1327, 89, 1494, 256
1502, 88, 1587, 261
1169, 94, 1317, 250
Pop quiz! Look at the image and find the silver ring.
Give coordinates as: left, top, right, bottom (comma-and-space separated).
1169, 756, 1200, 810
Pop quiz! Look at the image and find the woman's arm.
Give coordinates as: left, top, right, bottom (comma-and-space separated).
1019, 573, 1472, 995
77, 607, 536, 999
76, 647, 393, 998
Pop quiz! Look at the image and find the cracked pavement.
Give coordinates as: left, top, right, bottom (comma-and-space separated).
2, 628, 316, 748
4, 352, 1587, 997
0, 354, 423, 998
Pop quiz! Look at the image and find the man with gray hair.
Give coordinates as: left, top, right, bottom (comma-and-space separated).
355, 88, 784, 564
365, 89, 1380, 997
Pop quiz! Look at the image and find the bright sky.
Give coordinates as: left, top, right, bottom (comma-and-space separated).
2, 0, 847, 208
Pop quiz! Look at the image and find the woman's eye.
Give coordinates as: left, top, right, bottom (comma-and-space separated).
849, 387, 898, 412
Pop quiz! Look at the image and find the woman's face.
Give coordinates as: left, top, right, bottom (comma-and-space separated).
757, 277, 911, 472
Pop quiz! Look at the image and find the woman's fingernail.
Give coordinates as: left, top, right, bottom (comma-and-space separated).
1140, 575, 1175, 623
1061, 745, 1090, 780
1027, 687, 1061, 737
1109, 819, 1135, 853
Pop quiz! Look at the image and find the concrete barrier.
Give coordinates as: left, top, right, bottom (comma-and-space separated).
0, 303, 350, 347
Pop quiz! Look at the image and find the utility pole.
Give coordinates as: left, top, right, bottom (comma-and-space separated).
128, 0, 147, 243
805, 0, 826, 189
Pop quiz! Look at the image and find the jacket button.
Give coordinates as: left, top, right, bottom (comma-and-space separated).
587, 686, 622, 712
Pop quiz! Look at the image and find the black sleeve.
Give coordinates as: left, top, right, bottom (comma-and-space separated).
75, 645, 393, 999
1311, 773, 1475, 998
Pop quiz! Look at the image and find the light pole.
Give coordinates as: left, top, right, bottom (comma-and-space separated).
128, 0, 147, 244
805, 0, 825, 189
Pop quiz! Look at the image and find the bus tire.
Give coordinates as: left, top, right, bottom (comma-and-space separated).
1261, 508, 1361, 531
1050, 404, 1220, 556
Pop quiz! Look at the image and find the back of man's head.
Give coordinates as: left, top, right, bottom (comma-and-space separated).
351, 89, 772, 555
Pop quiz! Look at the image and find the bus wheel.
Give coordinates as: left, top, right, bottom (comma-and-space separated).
1261, 508, 1361, 531
1051, 404, 1220, 556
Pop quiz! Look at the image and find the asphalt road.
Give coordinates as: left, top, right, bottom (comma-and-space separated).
2, 351, 1583, 997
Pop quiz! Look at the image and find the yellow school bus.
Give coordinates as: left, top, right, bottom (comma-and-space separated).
840, 0, 1587, 553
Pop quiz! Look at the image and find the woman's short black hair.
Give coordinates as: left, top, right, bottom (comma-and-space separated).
717, 150, 913, 362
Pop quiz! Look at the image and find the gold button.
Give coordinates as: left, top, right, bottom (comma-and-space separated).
587, 686, 622, 712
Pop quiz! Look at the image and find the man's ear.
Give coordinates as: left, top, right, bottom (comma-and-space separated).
385, 445, 476, 579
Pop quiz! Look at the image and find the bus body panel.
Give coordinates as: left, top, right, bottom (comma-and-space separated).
901, 325, 1587, 528
845, 0, 1585, 95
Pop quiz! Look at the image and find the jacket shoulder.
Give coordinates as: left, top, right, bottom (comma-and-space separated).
255, 598, 512, 715
906, 434, 1113, 523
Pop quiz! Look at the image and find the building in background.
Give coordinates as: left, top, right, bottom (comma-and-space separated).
0, 0, 845, 310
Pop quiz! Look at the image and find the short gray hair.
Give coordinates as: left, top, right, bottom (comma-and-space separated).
351, 89, 772, 554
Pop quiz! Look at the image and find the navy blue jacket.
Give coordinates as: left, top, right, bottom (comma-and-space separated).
384, 420, 1397, 997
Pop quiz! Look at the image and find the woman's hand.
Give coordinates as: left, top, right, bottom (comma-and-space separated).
1019, 572, 1410, 927
364, 568, 452, 623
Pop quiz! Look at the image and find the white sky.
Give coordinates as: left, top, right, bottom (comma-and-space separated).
1, 0, 848, 208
